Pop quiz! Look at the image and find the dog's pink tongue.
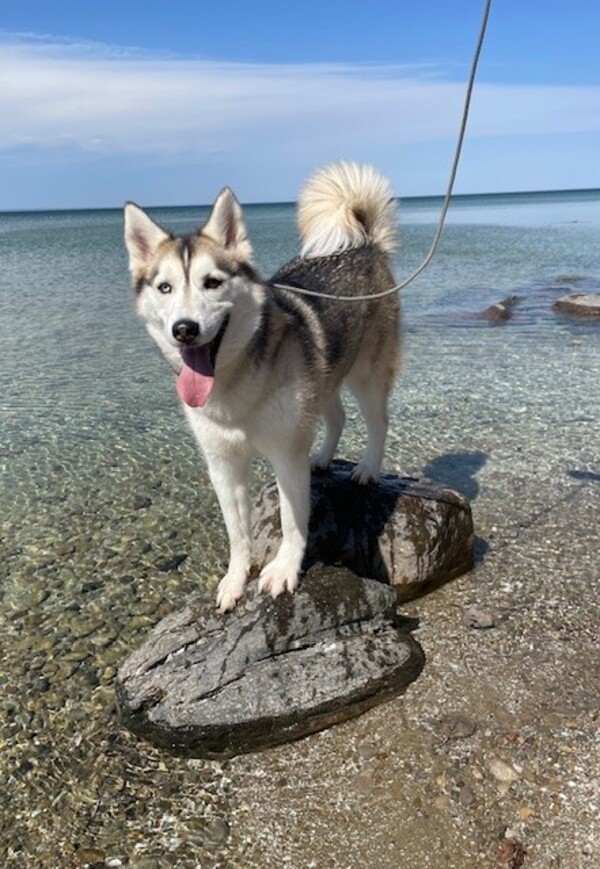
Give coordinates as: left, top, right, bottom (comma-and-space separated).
176, 346, 214, 407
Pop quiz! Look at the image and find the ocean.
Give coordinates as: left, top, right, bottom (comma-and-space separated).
1, 188, 599, 861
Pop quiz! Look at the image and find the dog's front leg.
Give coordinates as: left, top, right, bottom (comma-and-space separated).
205, 453, 252, 612
258, 450, 311, 598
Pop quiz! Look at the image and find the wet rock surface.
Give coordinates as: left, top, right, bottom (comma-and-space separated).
552, 292, 600, 317
253, 460, 474, 601
117, 567, 425, 757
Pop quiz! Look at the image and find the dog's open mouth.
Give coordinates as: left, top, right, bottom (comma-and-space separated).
175, 317, 229, 408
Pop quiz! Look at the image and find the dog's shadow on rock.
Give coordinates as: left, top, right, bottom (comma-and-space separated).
302, 460, 405, 584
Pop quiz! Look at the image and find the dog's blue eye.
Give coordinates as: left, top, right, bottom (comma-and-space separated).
204, 277, 223, 290
157, 282, 172, 294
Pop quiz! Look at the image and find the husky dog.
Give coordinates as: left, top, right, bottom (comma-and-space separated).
124, 162, 400, 611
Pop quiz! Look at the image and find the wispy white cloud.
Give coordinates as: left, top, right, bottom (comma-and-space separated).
1, 35, 599, 162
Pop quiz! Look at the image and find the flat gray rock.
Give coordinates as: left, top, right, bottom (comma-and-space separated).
117, 567, 424, 757
253, 460, 474, 602
553, 292, 600, 317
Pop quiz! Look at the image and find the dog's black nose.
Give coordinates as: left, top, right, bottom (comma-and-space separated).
172, 318, 200, 343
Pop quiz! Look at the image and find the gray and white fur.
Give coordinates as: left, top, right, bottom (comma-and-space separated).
124, 161, 401, 611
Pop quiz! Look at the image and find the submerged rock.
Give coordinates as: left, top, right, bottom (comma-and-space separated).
252, 460, 474, 602
117, 567, 425, 757
553, 292, 600, 317
477, 294, 520, 322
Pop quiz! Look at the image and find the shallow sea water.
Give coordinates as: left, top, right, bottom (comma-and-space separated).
0, 190, 599, 865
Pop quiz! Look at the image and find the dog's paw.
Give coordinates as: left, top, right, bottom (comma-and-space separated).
350, 461, 380, 485
310, 450, 332, 472
216, 574, 247, 612
258, 557, 300, 599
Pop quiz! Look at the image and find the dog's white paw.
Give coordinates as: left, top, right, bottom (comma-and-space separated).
310, 450, 332, 472
258, 556, 300, 599
351, 461, 380, 485
216, 573, 247, 612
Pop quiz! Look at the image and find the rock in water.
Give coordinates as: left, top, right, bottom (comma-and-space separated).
552, 292, 600, 317
253, 461, 474, 602
117, 567, 424, 757
477, 294, 520, 322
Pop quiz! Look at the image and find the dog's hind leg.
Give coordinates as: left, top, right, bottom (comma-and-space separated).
311, 390, 345, 471
206, 453, 253, 612
258, 449, 311, 598
346, 367, 390, 485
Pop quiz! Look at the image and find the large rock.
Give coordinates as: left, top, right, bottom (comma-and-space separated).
117, 567, 425, 757
253, 461, 474, 602
553, 292, 600, 317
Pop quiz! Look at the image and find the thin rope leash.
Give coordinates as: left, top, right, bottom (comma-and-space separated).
272, 0, 492, 302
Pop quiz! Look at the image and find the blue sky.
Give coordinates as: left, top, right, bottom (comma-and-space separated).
1, 0, 599, 209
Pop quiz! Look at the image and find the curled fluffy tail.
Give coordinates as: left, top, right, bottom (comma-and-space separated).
298, 161, 397, 259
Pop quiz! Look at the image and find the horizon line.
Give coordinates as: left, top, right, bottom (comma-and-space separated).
1, 185, 599, 216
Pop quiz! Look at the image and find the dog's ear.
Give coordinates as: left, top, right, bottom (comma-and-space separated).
124, 203, 169, 272
202, 188, 252, 261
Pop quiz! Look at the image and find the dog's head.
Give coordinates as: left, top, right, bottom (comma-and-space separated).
124, 188, 258, 406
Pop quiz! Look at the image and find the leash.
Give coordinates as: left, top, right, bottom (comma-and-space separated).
272, 0, 492, 302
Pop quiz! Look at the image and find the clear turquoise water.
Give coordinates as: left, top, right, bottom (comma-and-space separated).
1, 189, 598, 510
1, 188, 598, 862
1, 186, 598, 593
